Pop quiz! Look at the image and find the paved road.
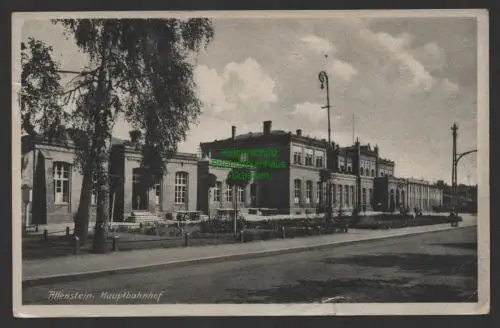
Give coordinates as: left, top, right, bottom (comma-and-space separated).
23, 227, 477, 304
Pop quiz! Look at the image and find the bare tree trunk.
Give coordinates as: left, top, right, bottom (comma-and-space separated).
73, 145, 96, 245
92, 167, 109, 253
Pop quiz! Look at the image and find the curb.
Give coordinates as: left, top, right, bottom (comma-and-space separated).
22, 224, 473, 288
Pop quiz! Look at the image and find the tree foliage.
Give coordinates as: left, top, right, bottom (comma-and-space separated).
48, 18, 214, 249
20, 38, 66, 140
55, 18, 214, 187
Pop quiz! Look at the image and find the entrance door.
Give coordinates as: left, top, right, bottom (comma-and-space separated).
390, 189, 395, 212
132, 168, 149, 210
250, 183, 257, 207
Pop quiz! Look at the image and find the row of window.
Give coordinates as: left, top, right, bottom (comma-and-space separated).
336, 165, 391, 178
140, 172, 190, 205
53, 162, 191, 206
292, 151, 324, 167
292, 179, 374, 207
211, 182, 245, 203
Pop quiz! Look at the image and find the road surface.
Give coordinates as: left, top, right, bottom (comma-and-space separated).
23, 226, 477, 304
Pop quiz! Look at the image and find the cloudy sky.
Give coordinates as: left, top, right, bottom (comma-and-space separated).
21, 15, 479, 185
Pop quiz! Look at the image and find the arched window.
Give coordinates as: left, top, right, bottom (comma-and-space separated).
294, 179, 301, 204
371, 169, 375, 177
306, 180, 313, 204
365, 168, 370, 176
174, 172, 188, 204
53, 162, 71, 204
360, 168, 364, 176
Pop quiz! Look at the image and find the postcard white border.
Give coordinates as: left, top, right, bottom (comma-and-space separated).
12, 9, 490, 317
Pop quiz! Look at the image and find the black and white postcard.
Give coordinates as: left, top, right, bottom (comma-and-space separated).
12, 10, 489, 316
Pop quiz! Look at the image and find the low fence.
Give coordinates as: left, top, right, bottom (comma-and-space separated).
23, 213, 463, 258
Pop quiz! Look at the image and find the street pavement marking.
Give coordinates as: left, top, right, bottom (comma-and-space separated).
321, 296, 352, 303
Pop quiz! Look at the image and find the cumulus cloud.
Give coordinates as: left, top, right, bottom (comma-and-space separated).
292, 101, 344, 126
359, 29, 434, 91
441, 78, 460, 94
194, 58, 277, 115
330, 59, 358, 81
292, 102, 325, 122
411, 42, 447, 72
223, 58, 278, 104
300, 34, 335, 54
194, 65, 232, 113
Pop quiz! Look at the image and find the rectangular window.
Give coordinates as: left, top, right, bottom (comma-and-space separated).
213, 181, 222, 202
350, 185, 355, 206
225, 184, 233, 203
238, 186, 245, 203
369, 188, 373, 206
316, 181, 321, 203
315, 150, 325, 168
362, 188, 367, 206
294, 179, 301, 204
53, 162, 70, 204
293, 152, 302, 165
305, 154, 313, 166
332, 184, 336, 204
306, 181, 313, 205
344, 185, 349, 206
155, 179, 161, 206
316, 156, 324, 168
339, 184, 343, 205
174, 172, 188, 204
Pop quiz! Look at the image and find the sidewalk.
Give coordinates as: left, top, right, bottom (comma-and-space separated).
22, 215, 476, 286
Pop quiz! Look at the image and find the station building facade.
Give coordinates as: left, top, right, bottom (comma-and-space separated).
200, 120, 443, 215
21, 132, 204, 224
21, 121, 443, 225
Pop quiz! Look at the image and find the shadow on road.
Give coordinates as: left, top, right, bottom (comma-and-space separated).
223, 277, 477, 303
221, 251, 478, 303
322, 253, 477, 277
429, 242, 477, 251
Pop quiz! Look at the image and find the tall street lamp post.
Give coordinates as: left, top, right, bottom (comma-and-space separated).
318, 68, 332, 227
450, 123, 477, 214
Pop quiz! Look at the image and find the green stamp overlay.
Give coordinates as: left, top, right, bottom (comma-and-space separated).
209, 147, 287, 180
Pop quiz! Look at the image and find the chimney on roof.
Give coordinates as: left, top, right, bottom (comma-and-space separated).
263, 121, 272, 136
231, 126, 236, 140
296, 129, 302, 136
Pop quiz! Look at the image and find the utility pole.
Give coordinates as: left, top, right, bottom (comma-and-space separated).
319, 55, 332, 227
451, 122, 477, 215
451, 123, 457, 214
352, 113, 355, 143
